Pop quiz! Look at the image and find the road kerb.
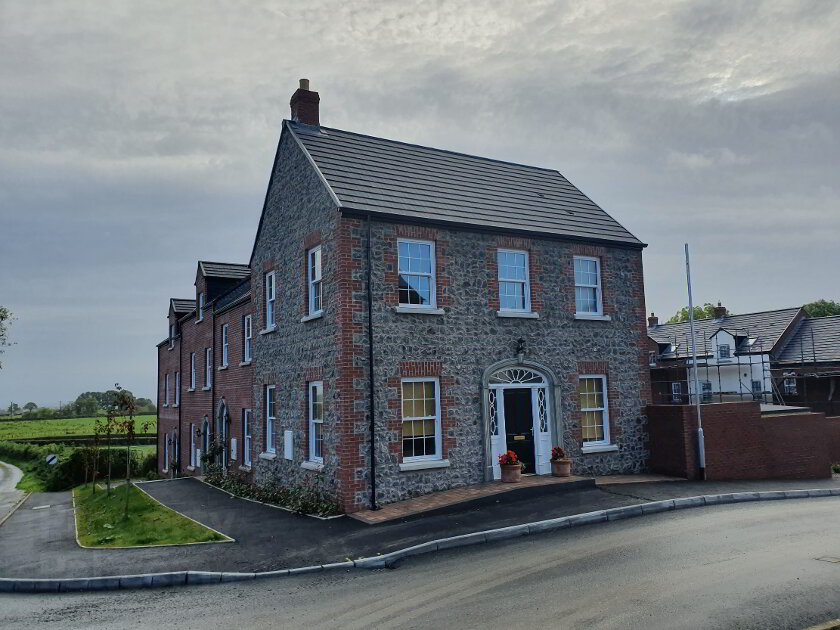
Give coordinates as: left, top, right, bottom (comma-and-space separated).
1, 487, 838, 593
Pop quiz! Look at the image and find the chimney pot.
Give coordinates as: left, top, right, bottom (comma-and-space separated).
290, 79, 320, 126
648, 313, 659, 327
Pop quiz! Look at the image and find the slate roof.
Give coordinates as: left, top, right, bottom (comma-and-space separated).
198, 261, 250, 279
648, 307, 803, 359
215, 279, 251, 312
170, 298, 196, 314
287, 121, 643, 247
776, 316, 840, 364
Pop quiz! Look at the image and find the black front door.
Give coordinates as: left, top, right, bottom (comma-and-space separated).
504, 388, 535, 474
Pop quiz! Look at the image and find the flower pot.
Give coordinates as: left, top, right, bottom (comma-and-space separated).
500, 463, 522, 483
551, 459, 572, 477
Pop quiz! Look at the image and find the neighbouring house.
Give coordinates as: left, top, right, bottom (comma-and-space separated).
157, 79, 652, 513
156, 262, 253, 479
773, 315, 840, 416
647, 305, 806, 405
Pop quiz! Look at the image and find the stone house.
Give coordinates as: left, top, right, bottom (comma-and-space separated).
157, 80, 652, 513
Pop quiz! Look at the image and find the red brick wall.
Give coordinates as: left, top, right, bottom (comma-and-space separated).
157, 335, 182, 475
648, 402, 833, 480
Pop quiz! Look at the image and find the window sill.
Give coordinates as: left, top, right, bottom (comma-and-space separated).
195, 318, 203, 325
259, 452, 276, 461
187, 388, 195, 392
259, 326, 277, 336
218, 365, 228, 371
238, 465, 252, 473
496, 310, 539, 319
163, 404, 169, 408
399, 459, 450, 472
300, 311, 323, 323
581, 444, 619, 454
574, 313, 612, 322
301, 460, 324, 471
394, 306, 445, 315
239, 360, 252, 367
186, 466, 196, 472
201, 386, 211, 392
173, 404, 179, 408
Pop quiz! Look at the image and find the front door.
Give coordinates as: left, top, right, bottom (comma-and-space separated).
503, 388, 535, 473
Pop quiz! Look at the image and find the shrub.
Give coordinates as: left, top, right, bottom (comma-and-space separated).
204, 465, 340, 516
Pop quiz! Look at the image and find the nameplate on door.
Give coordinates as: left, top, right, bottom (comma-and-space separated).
513, 435, 526, 441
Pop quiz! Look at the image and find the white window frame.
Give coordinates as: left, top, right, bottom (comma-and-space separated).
783, 373, 798, 395
400, 377, 442, 462
497, 248, 531, 313
221, 324, 229, 367
308, 246, 323, 317
579, 374, 610, 446
671, 381, 682, 403
243, 315, 252, 362
264, 385, 276, 454
243, 409, 252, 466
701, 380, 713, 403
169, 323, 176, 348
190, 352, 196, 389
573, 256, 603, 316
163, 433, 169, 472
397, 238, 437, 309
307, 381, 324, 463
197, 292, 205, 322
163, 373, 169, 407
718, 344, 731, 359
648, 351, 657, 367
190, 423, 196, 467
204, 348, 212, 387
751, 379, 763, 400
264, 271, 276, 329
175, 372, 180, 406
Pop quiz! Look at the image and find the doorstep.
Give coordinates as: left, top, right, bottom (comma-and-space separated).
595, 474, 687, 486
350, 474, 594, 525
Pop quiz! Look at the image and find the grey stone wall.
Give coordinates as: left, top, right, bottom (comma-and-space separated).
250, 128, 341, 501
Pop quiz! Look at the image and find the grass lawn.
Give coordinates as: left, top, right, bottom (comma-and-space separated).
73, 483, 229, 547
1, 452, 48, 492
0, 415, 156, 440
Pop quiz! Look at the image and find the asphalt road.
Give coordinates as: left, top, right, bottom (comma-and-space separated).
0, 460, 24, 524
4, 498, 840, 629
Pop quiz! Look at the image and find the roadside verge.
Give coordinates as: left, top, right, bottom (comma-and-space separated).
1, 487, 838, 593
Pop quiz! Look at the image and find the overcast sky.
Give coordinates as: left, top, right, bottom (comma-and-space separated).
1, 0, 838, 408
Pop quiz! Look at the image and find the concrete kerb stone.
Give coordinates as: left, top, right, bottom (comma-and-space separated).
3, 487, 839, 593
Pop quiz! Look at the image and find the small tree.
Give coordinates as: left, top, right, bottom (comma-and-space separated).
804, 299, 840, 317
666, 303, 731, 324
112, 384, 150, 518
7, 402, 19, 415
23, 402, 37, 412
0, 306, 13, 369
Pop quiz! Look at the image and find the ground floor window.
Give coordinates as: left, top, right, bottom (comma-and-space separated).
671, 381, 682, 403
265, 386, 276, 453
308, 382, 324, 462
190, 423, 196, 467
783, 373, 798, 395
163, 433, 170, 472
579, 375, 609, 445
243, 410, 252, 466
701, 380, 713, 403
401, 378, 441, 460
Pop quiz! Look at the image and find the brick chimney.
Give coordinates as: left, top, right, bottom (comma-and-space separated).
290, 78, 320, 126
713, 302, 727, 319
648, 313, 659, 327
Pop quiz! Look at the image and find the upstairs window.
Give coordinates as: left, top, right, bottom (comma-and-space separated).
265, 386, 276, 454
398, 239, 436, 308
264, 272, 276, 329
169, 323, 176, 348
574, 256, 602, 315
783, 373, 798, 395
718, 344, 731, 359
308, 381, 324, 462
197, 292, 205, 322
308, 246, 323, 316
497, 249, 530, 312
579, 375, 609, 445
671, 381, 682, 403
175, 372, 180, 406
243, 315, 252, 362
701, 380, 713, 403
163, 373, 170, 407
648, 351, 657, 367
204, 348, 212, 387
221, 324, 229, 367
190, 352, 196, 389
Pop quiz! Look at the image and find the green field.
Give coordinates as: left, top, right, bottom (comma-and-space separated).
73, 483, 228, 547
0, 415, 156, 440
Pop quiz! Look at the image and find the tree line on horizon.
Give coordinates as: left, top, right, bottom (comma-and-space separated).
664, 299, 840, 324
5, 390, 156, 420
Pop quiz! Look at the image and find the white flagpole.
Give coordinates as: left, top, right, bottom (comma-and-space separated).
685, 243, 706, 479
